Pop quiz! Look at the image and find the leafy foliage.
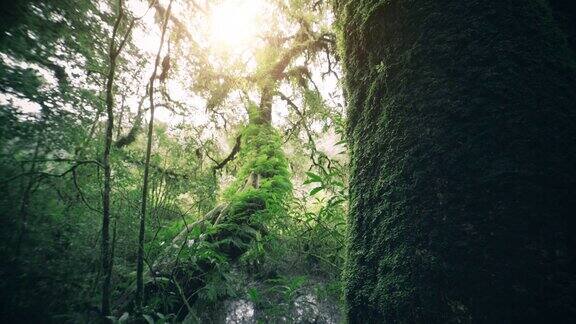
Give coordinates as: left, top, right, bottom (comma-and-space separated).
0, 0, 346, 322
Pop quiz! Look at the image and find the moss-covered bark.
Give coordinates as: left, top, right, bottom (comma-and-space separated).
547, 0, 576, 55
335, 0, 576, 322
221, 122, 292, 252
148, 118, 292, 319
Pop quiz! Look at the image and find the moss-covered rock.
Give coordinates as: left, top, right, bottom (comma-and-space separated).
335, 0, 576, 322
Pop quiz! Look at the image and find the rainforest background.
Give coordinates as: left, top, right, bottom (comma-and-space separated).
0, 0, 346, 322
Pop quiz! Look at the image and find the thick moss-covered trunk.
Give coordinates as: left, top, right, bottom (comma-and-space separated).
548, 0, 576, 54
148, 112, 292, 319
336, 0, 576, 322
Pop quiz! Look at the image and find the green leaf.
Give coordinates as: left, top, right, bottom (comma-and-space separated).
248, 287, 261, 303
119, 312, 129, 322
310, 187, 323, 196
305, 171, 322, 183
143, 314, 155, 324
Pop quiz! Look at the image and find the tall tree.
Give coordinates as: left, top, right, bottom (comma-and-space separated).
136, 0, 173, 311
101, 0, 135, 316
547, 0, 576, 55
335, 0, 576, 322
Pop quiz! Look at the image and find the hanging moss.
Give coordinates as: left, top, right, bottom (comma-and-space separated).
335, 0, 576, 322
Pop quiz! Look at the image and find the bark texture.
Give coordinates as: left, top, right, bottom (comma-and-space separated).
548, 0, 576, 55
336, 0, 576, 322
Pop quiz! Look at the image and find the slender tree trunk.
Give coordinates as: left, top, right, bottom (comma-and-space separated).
101, 48, 116, 320
101, 0, 133, 316
101, 57, 115, 320
136, 0, 173, 310
336, 0, 576, 322
15, 136, 41, 255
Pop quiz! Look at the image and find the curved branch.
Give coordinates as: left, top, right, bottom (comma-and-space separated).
212, 135, 242, 172
115, 94, 147, 148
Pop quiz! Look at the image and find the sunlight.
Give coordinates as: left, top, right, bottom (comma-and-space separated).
207, 0, 266, 50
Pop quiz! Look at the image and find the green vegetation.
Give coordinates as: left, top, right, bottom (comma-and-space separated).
1, 0, 344, 322
2, 0, 575, 323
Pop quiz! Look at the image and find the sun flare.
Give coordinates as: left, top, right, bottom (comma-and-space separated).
207, 0, 266, 50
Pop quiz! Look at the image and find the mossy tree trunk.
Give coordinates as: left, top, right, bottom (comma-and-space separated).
336, 0, 576, 322
547, 0, 576, 55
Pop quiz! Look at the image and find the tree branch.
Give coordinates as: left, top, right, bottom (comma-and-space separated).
212, 135, 242, 172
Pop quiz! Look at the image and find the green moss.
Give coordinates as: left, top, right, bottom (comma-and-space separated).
336, 0, 576, 322
179, 122, 291, 264
224, 123, 292, 224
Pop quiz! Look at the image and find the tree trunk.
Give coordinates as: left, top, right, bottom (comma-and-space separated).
254, 85, 273, 126
136, 0, 172, 311
101, 61, 114, 319
101, 0, 134, 316
15, 135, 41, 255
101, 43, 117, 318
547, 0, 576, 55
336, 0, 576, 322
